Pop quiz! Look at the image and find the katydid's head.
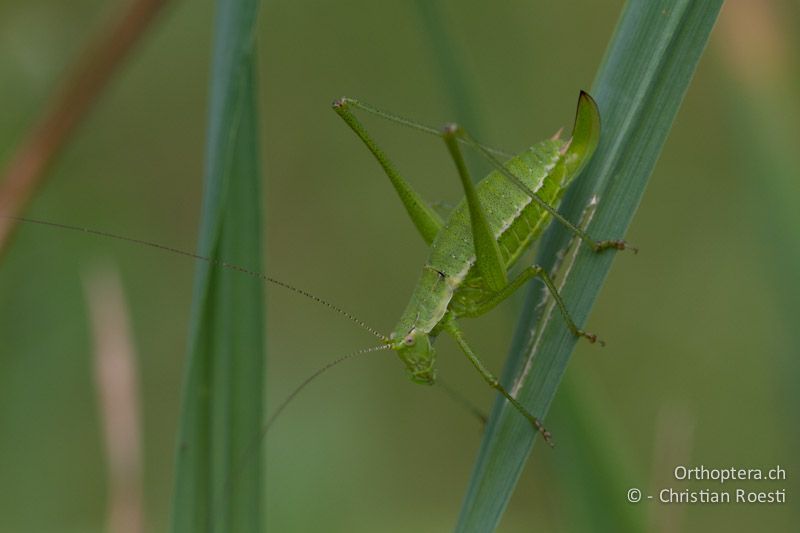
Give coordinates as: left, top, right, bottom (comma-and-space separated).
390, 329, 436, 385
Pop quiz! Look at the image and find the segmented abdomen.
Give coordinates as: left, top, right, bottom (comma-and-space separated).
444, 139, 573, 315
391, 138, 574, 338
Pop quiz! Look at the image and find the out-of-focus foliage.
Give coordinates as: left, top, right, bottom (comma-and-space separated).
170, 0, 264, 532
0, 1, 797, 531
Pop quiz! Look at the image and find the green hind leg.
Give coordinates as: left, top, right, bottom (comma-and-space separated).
338, 94, 632, 253
332, 99, 442, 245
460, 265, 603, 345
443, 316, 553, 445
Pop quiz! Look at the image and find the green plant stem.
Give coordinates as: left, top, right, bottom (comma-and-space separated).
169, 1, 264, 532
456, 1, 723, 530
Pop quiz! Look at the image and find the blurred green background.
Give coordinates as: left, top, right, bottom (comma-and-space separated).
0, 1, 797, 531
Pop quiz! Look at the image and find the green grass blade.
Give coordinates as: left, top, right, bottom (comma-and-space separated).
412, 0, 487, 177
456, 2, 722, 530
412, 0, 485, 137
417, 8, 643, 528
417, 6, 645, 530
548, 374, 646, 533
170, 1, 263, 532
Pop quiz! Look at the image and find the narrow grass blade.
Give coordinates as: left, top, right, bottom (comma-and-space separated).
457, 2, 723, 530
412, 0, 487, 177
548, 374, 645, 533
170, 1, 264, 532
412, 0, 485, 137
417, 3, 648, 528
417, 6, 646, 530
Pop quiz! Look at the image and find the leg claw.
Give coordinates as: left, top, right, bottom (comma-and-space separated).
579, 330, 605, 347
594, 239, 638, 254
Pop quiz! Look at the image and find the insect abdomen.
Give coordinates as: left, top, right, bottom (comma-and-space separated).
391, 138, 572, 336
447, 139, 574, 314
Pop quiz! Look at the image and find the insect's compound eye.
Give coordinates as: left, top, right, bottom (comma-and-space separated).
403, 335, 416, 347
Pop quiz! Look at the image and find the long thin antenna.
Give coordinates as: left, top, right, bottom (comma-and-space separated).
1, 214, 388, 341
340, 98, 513, 158
264, 344, 391, 432
215, 343, 390, 526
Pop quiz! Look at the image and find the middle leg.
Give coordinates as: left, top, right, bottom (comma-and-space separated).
443, 317, 553, 445
460, 265, 603, 345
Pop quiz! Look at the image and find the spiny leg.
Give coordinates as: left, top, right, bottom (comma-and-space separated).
340, 94, 633, 253
332, 98, 442, 245
461, 265, 604, 346
443, 317, 553, 445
